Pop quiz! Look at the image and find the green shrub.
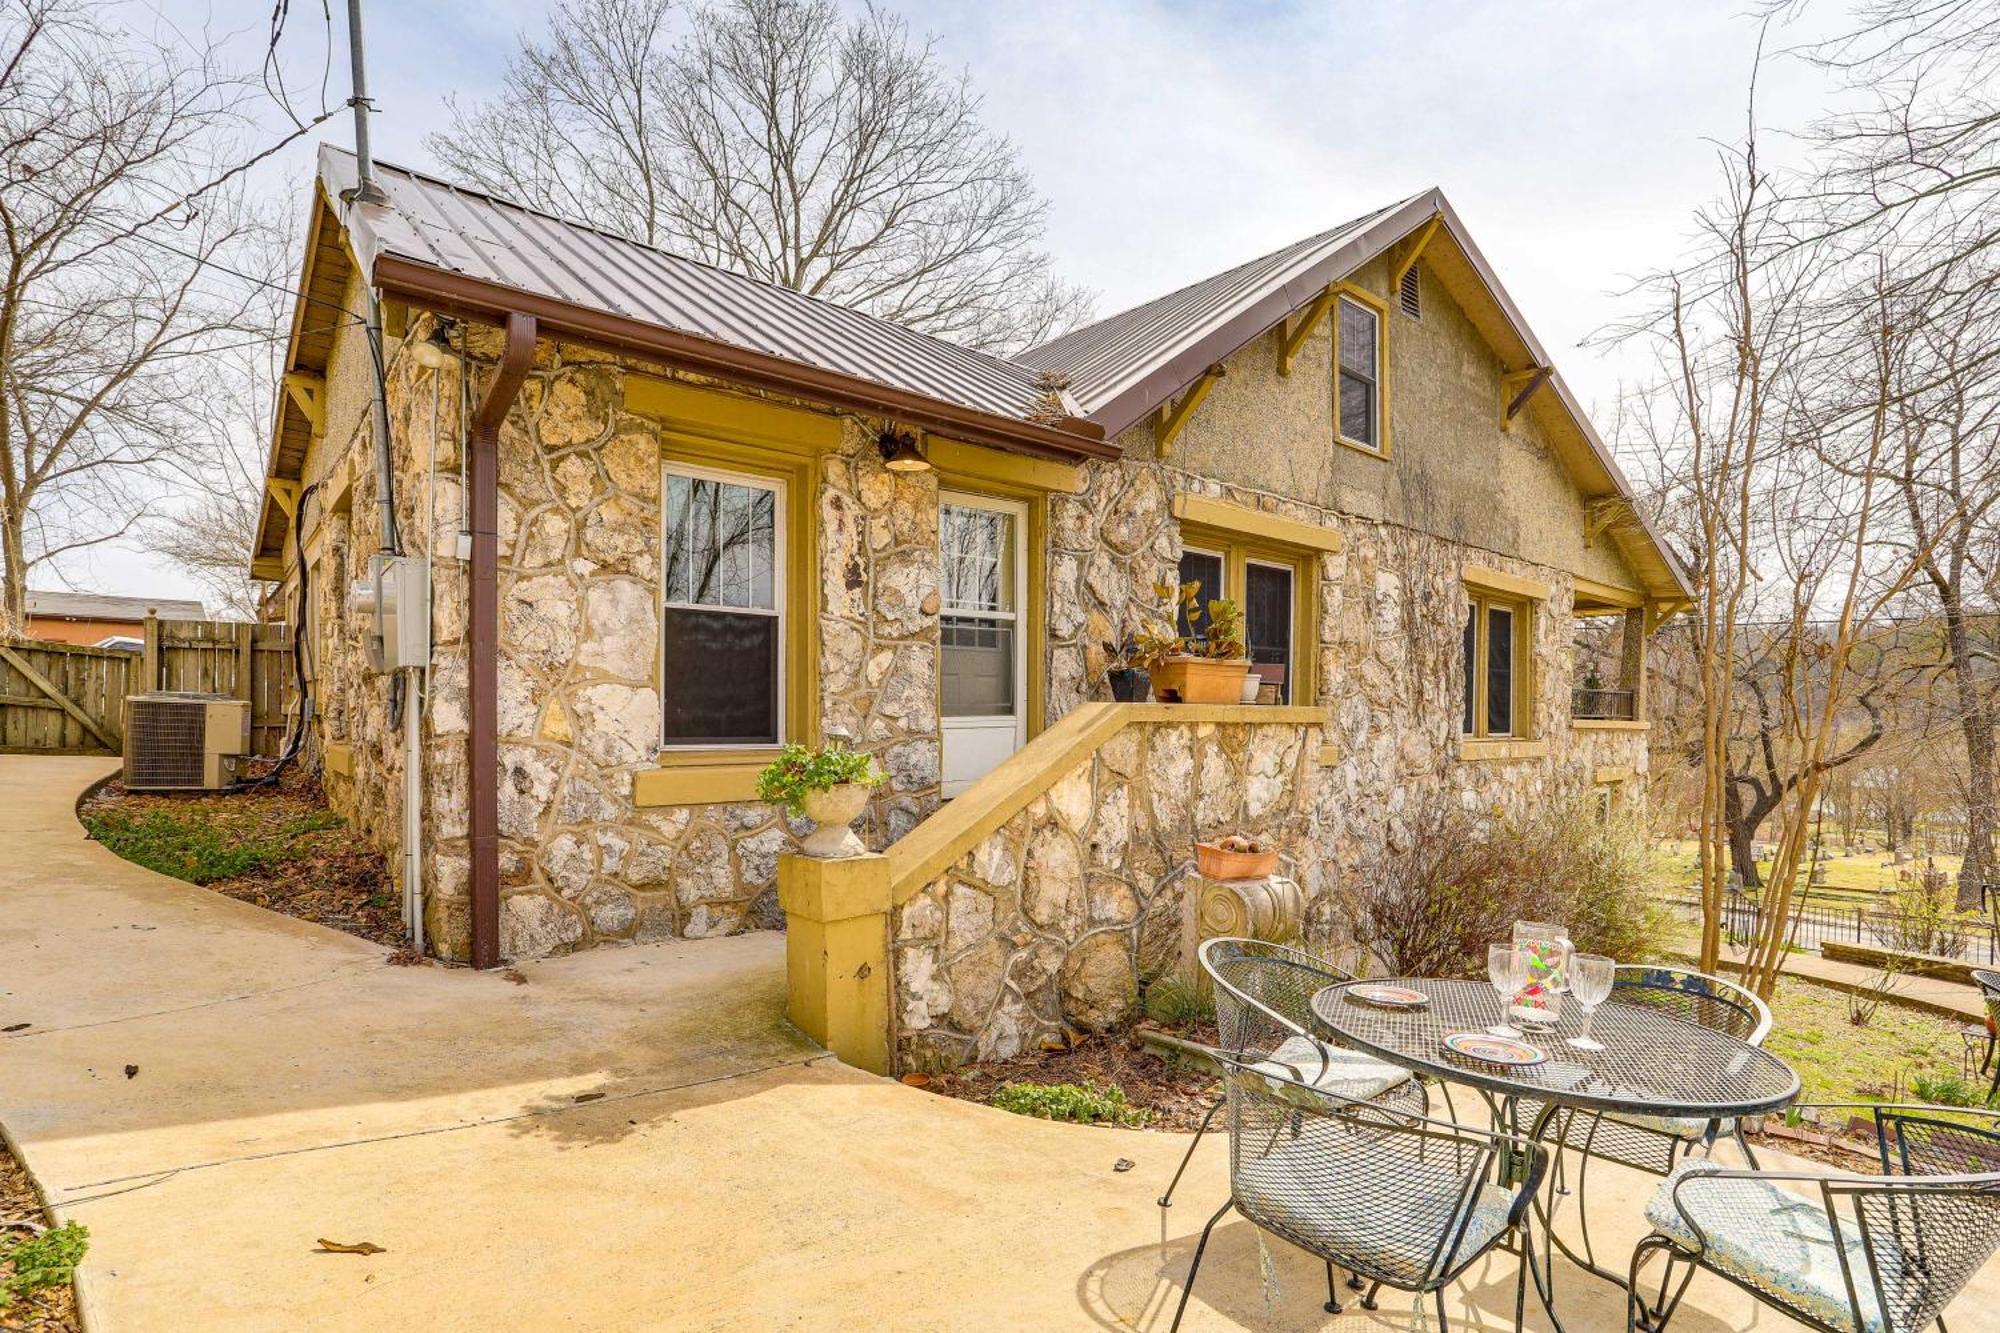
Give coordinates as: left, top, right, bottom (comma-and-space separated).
1143, 970, 1214, 1027
988, 1080, 1147, 1126
82, 808, 342, 884
1, 1221, 87, 1310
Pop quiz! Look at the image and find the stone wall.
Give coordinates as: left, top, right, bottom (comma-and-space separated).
891, 715, 1323, 1071
302, 316, 945, 963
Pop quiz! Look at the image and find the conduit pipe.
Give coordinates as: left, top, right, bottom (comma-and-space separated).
468, 311, 536, 969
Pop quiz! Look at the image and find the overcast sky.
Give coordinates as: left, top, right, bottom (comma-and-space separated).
70, 0, 1845, 607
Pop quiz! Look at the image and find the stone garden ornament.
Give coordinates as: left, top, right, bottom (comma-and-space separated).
755, 740, 884, 858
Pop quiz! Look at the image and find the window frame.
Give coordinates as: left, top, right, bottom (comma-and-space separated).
1333, 288, 1388, 455
1176, 523, 1316, 706
937, 489, 1027, 730
658, 460, 788, 751
1461, 587, 1533, 740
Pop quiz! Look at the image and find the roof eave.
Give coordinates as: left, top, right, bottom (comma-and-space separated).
370, 254, 1117, 464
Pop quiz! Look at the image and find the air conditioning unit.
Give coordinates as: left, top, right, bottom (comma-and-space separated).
123, 693, 251, 792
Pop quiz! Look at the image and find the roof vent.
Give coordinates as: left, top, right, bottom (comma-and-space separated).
1399, 265, 1422, 319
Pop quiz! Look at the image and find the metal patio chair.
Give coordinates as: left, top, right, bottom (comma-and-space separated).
1627, 1109, 2000, 1333
1527, 963, 1772, 1273
1157, 937, 1428, 1210
1971, 970, 2000, 1104
1171, 1053, 1549, 1332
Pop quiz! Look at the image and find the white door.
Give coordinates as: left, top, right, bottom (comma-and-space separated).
939, 493, 1027, 797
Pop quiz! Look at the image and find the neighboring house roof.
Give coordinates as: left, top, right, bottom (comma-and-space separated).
25, 590, 205, 622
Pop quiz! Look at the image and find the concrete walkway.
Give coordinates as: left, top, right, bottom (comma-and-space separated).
4, 756, 1995, 1331
1719, 943, 1988, 1024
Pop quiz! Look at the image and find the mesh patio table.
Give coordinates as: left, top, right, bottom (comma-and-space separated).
1310, 976, 1800, 1332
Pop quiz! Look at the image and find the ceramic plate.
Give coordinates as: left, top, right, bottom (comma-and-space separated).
1442, 1032, 1547, 1067
1347, 984, 1430, 1010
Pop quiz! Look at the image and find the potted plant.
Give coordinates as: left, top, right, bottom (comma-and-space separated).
1148, 581, 1252, 705
1103, 637, 1153, 703
755, 739, 883, 857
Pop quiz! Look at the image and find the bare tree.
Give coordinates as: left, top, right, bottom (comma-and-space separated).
427, 0, 1092, 354
0, 2, 274, 630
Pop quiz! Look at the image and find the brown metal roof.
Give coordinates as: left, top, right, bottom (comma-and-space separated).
321, 147, 1079, 431
1017, 196, 1413, 428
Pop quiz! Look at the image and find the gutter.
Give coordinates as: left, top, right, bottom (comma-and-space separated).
370, 255, 1118, 465
467, 311, 536, 969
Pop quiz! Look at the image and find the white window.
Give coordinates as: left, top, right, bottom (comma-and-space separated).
660, 464, 783, 747
940, 494, 1027, 797
1336, 296, 1381, 450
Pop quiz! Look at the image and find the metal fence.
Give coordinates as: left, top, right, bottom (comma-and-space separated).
1572, 686, 1637, 720
1667, 888, 2000, 966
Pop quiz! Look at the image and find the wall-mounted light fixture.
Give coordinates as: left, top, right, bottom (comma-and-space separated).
408, 318, 459, 371
876, 426, 930, 473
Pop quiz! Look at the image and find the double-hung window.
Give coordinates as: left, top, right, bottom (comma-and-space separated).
1336, 295, 1381, 451
1176, 541, 1304, 704
661, 464, 783, 747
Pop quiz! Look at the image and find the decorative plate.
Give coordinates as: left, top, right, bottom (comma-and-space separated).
1347, 984, 1429, 1010
1442, 1032, 1547, 1067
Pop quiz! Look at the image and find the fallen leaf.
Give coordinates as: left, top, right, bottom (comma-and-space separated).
1113, 1158, 1135, 1173
572, 1092, 605, 1104
899, 1072, 931, 1088
500, 968, 528, 985
124, 1064, 139, 1079
315, 1239, 385, 1255
2, 1023, 28, 1033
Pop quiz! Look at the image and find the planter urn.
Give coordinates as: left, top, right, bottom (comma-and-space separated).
1150, 656, 1251, 705
800, 782, 871, 858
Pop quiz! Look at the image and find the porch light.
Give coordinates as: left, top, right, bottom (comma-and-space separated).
407, 318, 458, 371
877, 427, 930, 472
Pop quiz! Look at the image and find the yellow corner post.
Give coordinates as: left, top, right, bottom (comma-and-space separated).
776, 852, 893, 1075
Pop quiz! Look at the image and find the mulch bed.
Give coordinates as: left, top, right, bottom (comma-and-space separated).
921, 1021, 1222, 1131
0, 1142, 77, 1332
78, 764, 404, 949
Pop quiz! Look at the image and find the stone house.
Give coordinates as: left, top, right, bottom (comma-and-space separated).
253, 148, 1687, 1067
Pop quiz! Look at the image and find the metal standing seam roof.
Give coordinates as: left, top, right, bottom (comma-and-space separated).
319, 146, 1063, 426
1016, 196, 1413, 416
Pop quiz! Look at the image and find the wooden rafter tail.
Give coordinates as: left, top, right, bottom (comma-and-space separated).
1277, 286, 1338, 378
1584, 496, 1631, 545
1154, 366, 1225, 458
1392, 212, 1444, 288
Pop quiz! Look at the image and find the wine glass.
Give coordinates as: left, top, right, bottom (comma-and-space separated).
1487, 944, 1527, 1038
1566, 953, 1616, 1051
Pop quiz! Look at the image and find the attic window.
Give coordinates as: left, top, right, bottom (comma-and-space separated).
1399, 266, 1421, 319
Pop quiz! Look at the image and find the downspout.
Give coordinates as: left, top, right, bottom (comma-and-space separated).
468, 311, 536, 969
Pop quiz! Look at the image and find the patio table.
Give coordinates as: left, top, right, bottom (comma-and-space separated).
1310, 976, 1800, 1333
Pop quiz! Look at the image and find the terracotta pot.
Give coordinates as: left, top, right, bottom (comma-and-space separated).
1151, 656, 1250, 705
800, 782, 870, 857
1196, 840, 1280, 880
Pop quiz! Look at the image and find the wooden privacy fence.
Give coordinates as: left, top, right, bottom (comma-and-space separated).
0, 617, 294, 756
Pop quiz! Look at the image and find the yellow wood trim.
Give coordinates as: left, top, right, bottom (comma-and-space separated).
382, 298, 409, 340
931, 482, 1049, 742
885, 702, 1324, 903
1583, 497, 1630, 545
323, 454, 353, 515
1463, 564, 1550, 601
927, 438, 1081, 494
322, 741, 354, 776
1316, 743, 1341, 766
1459, 738, 1550, 762
1154, 368, 1224, 458
633, 760, 768, 806
1392, 214, 1443, 289
658, 435, 820, 752
283, 372, 325, 437
1278, 285, 1338, 377
777, 853, 891, 1074
1572, 719, 1650, 733
267, 479, 301, 521
1571, 575, 1644, 609
625, 375, 843, 453
1332, 282, 1392, 457
1593, 764, 1636, 784
1172, 494, 1342, 553
1501, 366, 1552, 433
250, 556, 284, 582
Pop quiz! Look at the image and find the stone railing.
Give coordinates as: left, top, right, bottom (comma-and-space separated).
776, 702, 1326, 1074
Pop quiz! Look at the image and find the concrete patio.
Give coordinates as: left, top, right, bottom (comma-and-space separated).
2, 755, 1993, 1330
